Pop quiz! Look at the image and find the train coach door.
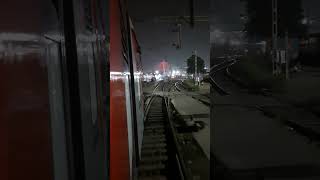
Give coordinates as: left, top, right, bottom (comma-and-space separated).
124, 10, 142, 179
61, 1, 109, 180
129, 24, 144, 158
123, 72, 135, 179
45, 39, 70, 180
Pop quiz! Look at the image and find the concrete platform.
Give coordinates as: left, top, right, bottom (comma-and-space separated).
171, 95, 210, 159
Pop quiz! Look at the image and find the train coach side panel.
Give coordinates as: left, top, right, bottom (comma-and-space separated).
110, 0, 130, 179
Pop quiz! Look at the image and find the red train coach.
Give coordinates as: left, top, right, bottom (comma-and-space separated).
110, 0, 145, 179
1, 0, 144, 180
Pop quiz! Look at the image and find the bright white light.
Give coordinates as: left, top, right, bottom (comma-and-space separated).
110, 71, 124, 81
110, 71, 123, 75
155, 70, 159, 74
155, 74, 162, 80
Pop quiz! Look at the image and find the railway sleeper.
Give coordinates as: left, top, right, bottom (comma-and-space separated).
144, 125, 165, 129
139, 171, 166, 178
141, 148, 167, 155
139, 175, 167, 180
147, 118, 164, 121
144, 131, 165, 135
145, 122, 164, 126
148, 114, 163, 118
144, 128, 165, 132
146, 117, 164, 122
147, 117, 164, 120
145, 132, 163, 136
146, 120, 164, 124
143, 141, 167, 147
142, 143, 167, 149
144, 124, 164, 128
148, 116, 164, 119
143, 134, 165, 139
148, 109, 163, 112
143, 137, 166, 142
143, 136, 166, 142
150, 105, 162, 108
140, 155, 168, 163
149, 109, 162, 111
139, 163, 166, 172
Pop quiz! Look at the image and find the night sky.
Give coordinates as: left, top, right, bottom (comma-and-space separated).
210, 0, 320, 34
129, 0, 210, 72
129, 0, 320, 72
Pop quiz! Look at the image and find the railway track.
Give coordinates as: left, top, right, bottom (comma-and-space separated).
139, 96, 168, 180
174, 81, 211, 106
209, 59, 239, 95
221, 65, 320, 143
139, 82, 184, 180
208, 77, 229, 96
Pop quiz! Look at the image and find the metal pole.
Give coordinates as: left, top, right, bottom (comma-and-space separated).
178, 23, 182, 49
163, 60, 166, 75
272, 0, 278, 75
194, 50, 198, 85
285, 30, 289, 79
189, 0, 194, 28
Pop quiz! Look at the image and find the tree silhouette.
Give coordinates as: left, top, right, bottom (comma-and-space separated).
187, 55, 206, 74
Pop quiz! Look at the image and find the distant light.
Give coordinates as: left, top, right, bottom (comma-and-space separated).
302, 18, 308, 25
155, 70, 159, 74
230, 40, 241, 45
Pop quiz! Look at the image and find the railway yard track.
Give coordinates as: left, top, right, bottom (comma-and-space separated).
209, 59, 239, 96
139, 96, 169, 180
174, 81, 211, 106
139, 80, 210, 179
214, 60, 320, 143
211, 59, 320, 179
139, 82, 184, 180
